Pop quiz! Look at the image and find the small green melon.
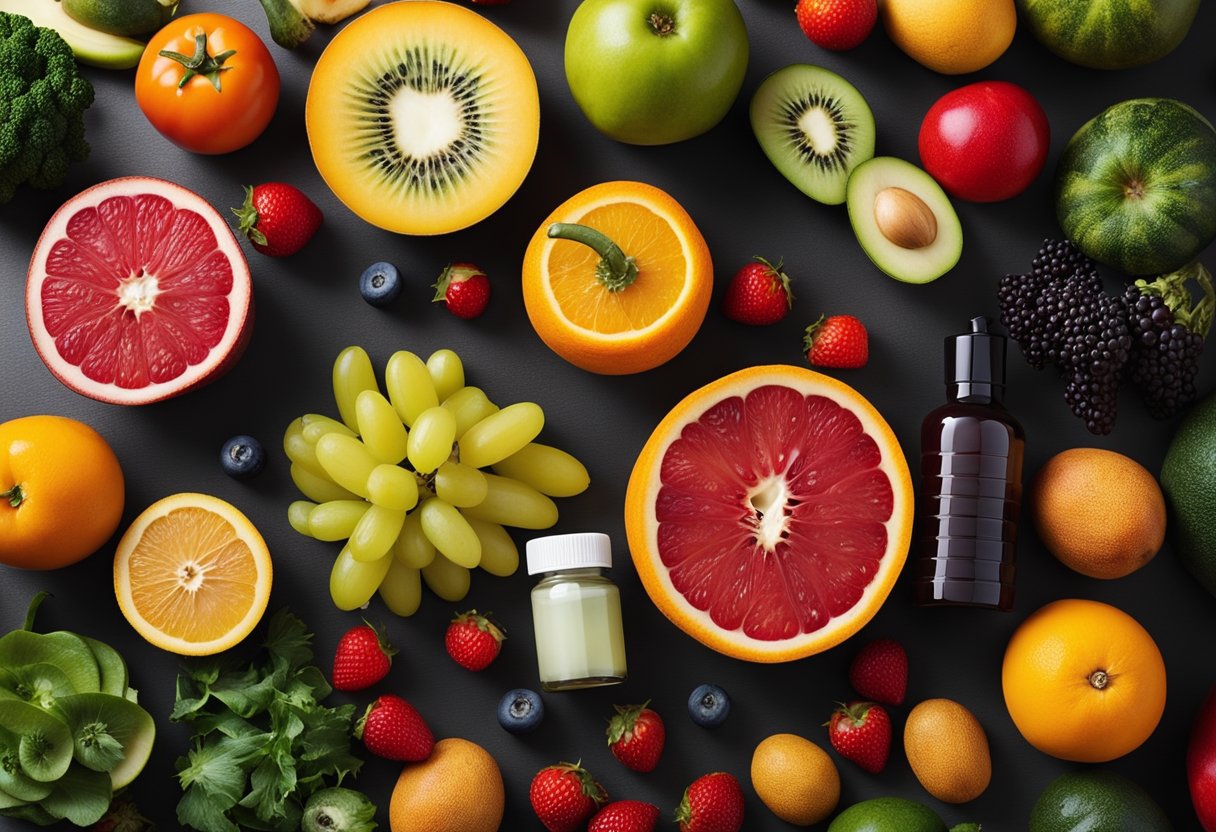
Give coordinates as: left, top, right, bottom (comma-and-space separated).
1162, 391, 1216, 596
1029, 770, 1171, 831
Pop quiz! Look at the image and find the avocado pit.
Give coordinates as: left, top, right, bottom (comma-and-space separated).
874, 186, 938, 249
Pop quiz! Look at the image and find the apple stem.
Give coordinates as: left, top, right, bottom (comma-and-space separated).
547, 223, 640, 293
648, 12, 675, 36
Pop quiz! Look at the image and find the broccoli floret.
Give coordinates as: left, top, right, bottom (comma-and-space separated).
0, 12, 93, 203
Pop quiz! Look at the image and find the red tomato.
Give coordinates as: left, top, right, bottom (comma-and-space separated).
136, 13, 280, 155
918, 81, 1050, 203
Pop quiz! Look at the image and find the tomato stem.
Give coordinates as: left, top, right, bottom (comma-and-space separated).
159, 32, 237, 92
547, 223, 639, 293
1, 483, 23, 508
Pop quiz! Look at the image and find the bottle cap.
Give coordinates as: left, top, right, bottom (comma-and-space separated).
946, 316, 1006, 387
526, 532, 613, 575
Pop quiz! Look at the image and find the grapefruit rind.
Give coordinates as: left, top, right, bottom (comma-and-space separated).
25, 177, 252, 406
113, 492, 272, 656
625, 366, 913, 663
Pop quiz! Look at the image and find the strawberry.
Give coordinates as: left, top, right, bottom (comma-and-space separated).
722, 257, 793, 325
589, 800, 661, 832
804, 314, 869, 368
433, 263, 491, 319
529, 761, 607, 832
827, 701, 891, 774
675, 772, 744, 832
444, 610, 505, 671
606, 701, 665, 773
355, 694, 434, 762
332, 620, 396, 691
231, 183, 322, 257
795, 0, 878, 51
849, 639, 908, 706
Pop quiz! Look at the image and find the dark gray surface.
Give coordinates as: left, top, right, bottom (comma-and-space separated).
2, 1, 1215, 829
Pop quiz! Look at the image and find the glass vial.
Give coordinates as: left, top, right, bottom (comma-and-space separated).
915, 317, 1025, 611
527, 532, 627, 691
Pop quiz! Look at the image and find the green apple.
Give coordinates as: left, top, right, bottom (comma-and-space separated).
564, 0, 749, 146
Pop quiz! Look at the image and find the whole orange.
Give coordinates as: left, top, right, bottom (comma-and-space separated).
1002, 598, 1166, 763
1030, 448, 1166, 579
0, 415, 125, 570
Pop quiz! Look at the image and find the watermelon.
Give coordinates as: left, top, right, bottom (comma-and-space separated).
1017, 0, 1199, 70
1029, 771, 1171, 832
1056, 98, 1216, 276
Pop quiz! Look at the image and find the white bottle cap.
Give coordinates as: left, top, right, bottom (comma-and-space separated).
526, 532, 613, 575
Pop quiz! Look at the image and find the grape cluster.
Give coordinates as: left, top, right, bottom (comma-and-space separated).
284, 346, 590, 616
1000, 241, 1213, 433
999, 240, 1131, 434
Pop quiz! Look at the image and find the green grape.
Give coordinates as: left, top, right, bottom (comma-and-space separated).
378, 559, 422, 617
386, 350, 438, 427
421, 553, 471, 602
333, 346, 380, 431
301, 413, 356, 444
393, 510, 436, 569
315, 434, 378, 498
493, 443, 591, 497
349, 505, 406, 562
442, 386, 499, 437
435, 461, 488, 508
465, 517, 519, 577
367, 464, 419, 512
356, 390, 409, 464
291, 463, 360, 503
419, 498, 481, 568
461, 473, 559, 529
458, 402, 545, 469
427, 349, 465, 402
407, 406, 457, 475
288, 501, 317, 536
330, 546, 393, 611
284, 426, 328, 480
308, 500, 370, 541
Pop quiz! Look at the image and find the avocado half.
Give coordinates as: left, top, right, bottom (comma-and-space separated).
847, 156, 963, 284
0, 0, 145, 69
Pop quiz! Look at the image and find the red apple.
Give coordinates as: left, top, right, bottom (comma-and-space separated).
918, 81, 1050, 203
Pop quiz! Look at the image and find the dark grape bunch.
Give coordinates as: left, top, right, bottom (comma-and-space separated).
999, 241, 1213, 434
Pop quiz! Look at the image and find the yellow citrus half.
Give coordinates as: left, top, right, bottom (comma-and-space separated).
114, 492, 272, 655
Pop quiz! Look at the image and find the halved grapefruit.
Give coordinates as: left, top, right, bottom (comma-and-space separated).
625, 366, 913, 662
26, 177, 252, 405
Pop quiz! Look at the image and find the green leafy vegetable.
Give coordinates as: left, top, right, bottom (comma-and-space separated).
172, 610, 371, 832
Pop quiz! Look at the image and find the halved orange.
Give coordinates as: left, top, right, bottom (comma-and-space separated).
114, 493, 272, 655
522, 181, 712, 375
625, 366, 914, 662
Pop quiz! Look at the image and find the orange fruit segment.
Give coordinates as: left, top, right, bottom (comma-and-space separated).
523, 181, 712, 375
114, 493, 272, 655
625, 366, 914, 662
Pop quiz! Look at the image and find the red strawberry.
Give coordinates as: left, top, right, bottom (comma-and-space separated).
332, 621, 396, 691
433, 263, 491, 319
607, 701, 665, 773
804, 314, 869, 368
589, 800, 661, 832
849, 639, 908, 705
444, 610, 505, 671
231, 183, 322, 257
827, 701, 891, 774
355, 694, 434, 762
722, 257, 793, 325
675, 772, 744, 832
529, 762, 607, 832
795, 0, 878, 51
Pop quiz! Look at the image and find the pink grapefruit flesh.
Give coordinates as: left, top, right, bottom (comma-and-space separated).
26, 177, 252, 405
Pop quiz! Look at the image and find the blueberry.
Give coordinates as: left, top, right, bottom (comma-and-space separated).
497, 688, 544, 734
220, 435, 265, 480
360, 261, 402, 308
688, 683, 730, 728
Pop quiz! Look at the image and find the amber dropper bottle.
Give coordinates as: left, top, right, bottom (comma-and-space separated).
915, 317, 1025, 611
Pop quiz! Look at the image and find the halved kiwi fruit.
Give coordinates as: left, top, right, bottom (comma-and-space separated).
306, 0, 540, 235
750, 64, 876, 205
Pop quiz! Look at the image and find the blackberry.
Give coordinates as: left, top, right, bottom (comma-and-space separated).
1123, 264, 1214, 419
